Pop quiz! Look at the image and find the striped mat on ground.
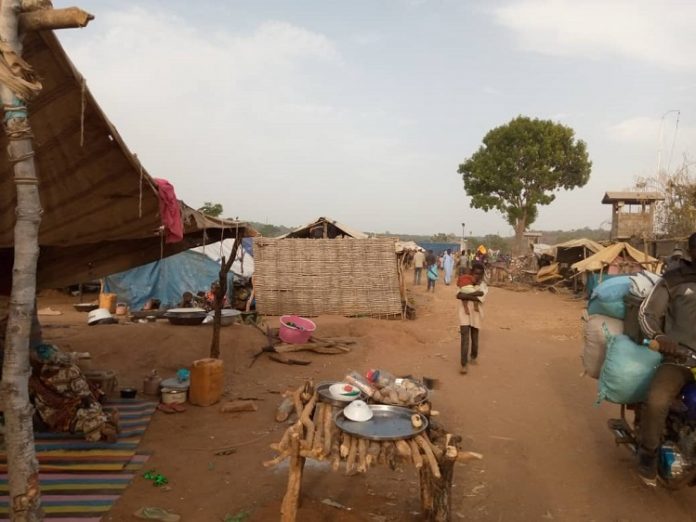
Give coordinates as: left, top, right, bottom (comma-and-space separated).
0, 399, 156, 520
0, 399, 156, 472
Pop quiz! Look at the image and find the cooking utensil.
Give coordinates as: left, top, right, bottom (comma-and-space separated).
317, 381, 365, 408
73, 303, 98, 312
334, 405, 428, 441
164, 309, 206, 326
120, 388, 137, 399
343, 400, 373, 421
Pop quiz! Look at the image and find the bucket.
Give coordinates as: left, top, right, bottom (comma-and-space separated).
279, 315, 316, 344
99, 293, 117, 314
189, 358, 224, 407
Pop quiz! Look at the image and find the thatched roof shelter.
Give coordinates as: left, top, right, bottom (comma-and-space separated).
0, 31, 254, 289
278, 216, 368, 239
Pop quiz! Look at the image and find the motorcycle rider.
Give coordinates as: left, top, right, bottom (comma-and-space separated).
637, 232, 696, 486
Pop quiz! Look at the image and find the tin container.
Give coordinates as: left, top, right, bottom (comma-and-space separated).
161, 387, 186, 405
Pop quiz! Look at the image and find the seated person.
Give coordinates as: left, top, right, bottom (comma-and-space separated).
204, 281, 228, 311
457, 268, 480, 314
29, 343, 119, 442
179, 291, 204, 308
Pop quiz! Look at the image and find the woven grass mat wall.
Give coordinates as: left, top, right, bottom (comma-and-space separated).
253, 238, 402, 317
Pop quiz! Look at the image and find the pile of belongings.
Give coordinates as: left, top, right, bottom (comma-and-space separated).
581, 272, 663, 404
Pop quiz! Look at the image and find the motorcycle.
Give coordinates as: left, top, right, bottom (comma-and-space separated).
608, 341, 696, 489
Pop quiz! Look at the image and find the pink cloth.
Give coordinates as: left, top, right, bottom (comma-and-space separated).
154, 178, 183, 243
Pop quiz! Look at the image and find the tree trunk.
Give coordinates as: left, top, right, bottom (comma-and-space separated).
0, 1, 42, 518
513, 217, 527, 256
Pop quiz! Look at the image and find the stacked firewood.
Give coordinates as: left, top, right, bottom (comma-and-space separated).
266, 381, 450, 478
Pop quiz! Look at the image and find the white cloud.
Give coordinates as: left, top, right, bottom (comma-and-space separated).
492, 0, 696, 70
606, 116, 661, 145
56, 7, 441, 229
605, 114, 696, 174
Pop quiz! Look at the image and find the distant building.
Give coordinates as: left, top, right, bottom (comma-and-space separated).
523, 231, 543, 249
601, 192, 664, 241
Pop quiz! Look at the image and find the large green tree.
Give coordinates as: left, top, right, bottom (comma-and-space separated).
458, 116, 591, 253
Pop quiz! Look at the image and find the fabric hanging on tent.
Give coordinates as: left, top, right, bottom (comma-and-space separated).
154, 179, 183, 243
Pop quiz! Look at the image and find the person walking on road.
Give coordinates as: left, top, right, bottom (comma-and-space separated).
425, 250, 440, 292
413, 249, 426, 285
443, 249, 455, 285
456, 262, 487, 374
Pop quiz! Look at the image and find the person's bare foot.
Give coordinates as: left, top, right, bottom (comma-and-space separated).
460, 365, 468, 374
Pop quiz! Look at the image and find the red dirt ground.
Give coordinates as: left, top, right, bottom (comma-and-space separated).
34, 274, 696, 521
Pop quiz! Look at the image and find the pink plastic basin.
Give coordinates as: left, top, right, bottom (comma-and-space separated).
279, 315, 316, 344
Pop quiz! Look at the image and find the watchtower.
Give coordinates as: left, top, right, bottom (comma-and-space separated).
601, 192, 664, 241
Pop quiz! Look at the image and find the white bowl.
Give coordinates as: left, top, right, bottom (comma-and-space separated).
87, 308, 112, 324
343, 400, 373, 422
329, 382, 360, 402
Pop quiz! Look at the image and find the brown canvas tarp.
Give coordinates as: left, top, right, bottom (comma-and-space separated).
0, 31, 254, 288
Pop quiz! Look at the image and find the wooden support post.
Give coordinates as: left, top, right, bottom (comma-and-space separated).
18, 7, 93, 31
419, 433, 459, 522
280, 431, 305, 522
209, 232, 241, 359
0, 2, 92, 520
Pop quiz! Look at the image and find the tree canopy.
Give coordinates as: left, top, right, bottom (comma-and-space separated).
198, 201, 224, 217
457, 116, 591, 252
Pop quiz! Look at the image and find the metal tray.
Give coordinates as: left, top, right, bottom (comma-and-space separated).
334, 404, 428, 441
316, 381, 365, 408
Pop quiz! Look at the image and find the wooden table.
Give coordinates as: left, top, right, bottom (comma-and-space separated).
265, 380, 476, 522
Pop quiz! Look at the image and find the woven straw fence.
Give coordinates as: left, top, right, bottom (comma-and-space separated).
253, 238, 402, 317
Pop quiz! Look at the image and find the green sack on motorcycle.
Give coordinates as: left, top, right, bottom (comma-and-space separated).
597, 333, 662, 405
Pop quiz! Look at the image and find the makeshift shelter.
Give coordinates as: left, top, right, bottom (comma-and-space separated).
0, 31, 255, 291
571, 242, 660, 295
395, 240, 423, 254
193, 238, 255, 278
103, 250, 232, 311
545, 238, 604, 265
278, 217, 368, 239
103, 238, 255, 311
535, 238, 604, 285
253, 237, 402, 317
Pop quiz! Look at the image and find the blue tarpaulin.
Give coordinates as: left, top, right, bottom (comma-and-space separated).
103, 250, 238, 310
417, 242, 461, 254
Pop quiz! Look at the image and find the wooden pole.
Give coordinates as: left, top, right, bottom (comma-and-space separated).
209, 234, 241, 359
419, 433, 459, 522
0, 2, 91, 519
18, 7, 93, 31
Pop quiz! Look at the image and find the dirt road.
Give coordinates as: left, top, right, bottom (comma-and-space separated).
37, 277, 696, 521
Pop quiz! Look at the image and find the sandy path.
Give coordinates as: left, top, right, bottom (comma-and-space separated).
34, 277, 696, 521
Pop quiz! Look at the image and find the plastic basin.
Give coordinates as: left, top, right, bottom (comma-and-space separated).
279, 315, 316, 344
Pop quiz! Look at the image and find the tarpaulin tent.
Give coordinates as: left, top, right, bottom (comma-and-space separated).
571, 242, 660, 296
193, 238, 254, 279
571, 242, 658, 273
103, 250, 240, 311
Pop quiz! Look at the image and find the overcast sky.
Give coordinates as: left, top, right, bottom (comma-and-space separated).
56, 0, 696, 237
